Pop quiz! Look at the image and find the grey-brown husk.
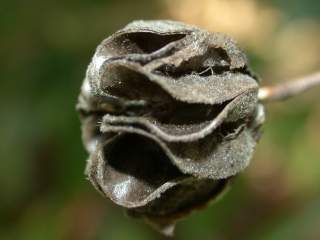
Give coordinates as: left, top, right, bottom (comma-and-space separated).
77, 20, 265, 236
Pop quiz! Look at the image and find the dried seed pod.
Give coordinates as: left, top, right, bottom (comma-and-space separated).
77, 20, 265, 236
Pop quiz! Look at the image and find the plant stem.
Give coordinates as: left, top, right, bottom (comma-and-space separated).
258, 72, 320, 102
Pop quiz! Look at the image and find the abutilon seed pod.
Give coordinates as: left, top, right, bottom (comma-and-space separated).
77, 20, 265, 236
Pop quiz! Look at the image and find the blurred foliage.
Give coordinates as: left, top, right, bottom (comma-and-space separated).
0, 0, 319, 239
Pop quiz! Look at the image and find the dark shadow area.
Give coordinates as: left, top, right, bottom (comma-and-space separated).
106, 134, 184, 187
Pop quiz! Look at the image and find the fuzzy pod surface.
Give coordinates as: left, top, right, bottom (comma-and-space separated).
77, 20, 265, 235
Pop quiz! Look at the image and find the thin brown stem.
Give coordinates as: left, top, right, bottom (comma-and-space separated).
258, 72, 320, 102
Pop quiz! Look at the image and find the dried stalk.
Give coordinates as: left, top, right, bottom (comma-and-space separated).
259, 72, 320, 102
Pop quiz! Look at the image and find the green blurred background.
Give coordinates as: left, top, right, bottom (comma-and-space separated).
1, 0, 320, 239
